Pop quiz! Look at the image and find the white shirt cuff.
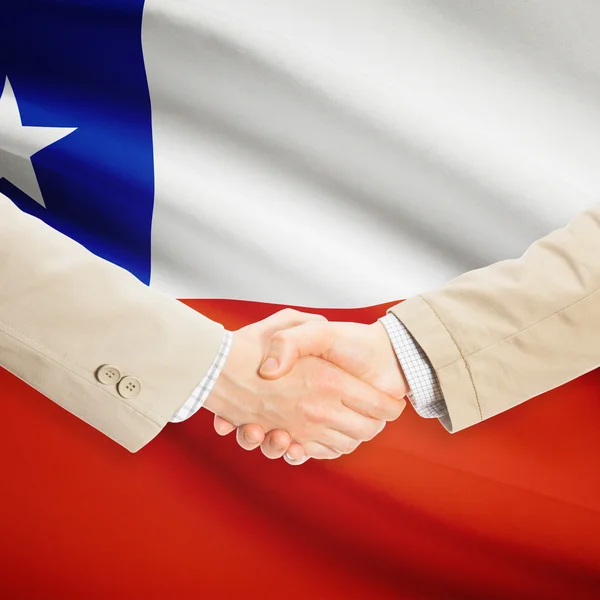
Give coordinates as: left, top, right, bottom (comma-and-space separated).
379, 313, 448, 420
170, 330, 233, 423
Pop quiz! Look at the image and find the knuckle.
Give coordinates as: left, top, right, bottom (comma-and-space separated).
366, 392, 382, 420
270, 329, 288, 344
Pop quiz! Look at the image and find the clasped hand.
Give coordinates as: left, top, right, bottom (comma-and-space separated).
203, 309, 408, 465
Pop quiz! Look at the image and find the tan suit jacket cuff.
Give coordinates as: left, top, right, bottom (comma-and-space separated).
390, 297, 481, 432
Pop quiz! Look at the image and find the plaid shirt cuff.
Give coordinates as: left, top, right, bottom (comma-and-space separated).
379, 313, 448, 420
170, 330, 233, 423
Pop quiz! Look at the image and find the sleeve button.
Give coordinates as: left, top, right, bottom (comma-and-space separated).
96, 365, 121, 385
117, 376, 142, 399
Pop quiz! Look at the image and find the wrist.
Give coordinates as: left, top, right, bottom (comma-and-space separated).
369, 321, 410, 398
203, 331, 261, 426
203, 377, 225, 416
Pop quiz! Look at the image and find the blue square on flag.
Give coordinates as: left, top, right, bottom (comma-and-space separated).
0, 0, 154, 283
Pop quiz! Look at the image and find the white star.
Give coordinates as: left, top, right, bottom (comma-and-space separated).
0, 77, 76, 208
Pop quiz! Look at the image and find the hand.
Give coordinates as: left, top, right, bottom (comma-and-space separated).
214, 318, 409, 464
206, 310, 406, 459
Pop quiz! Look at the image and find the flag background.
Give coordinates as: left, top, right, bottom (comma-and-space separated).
5, 0, 600, 308
2, 1, 600, 597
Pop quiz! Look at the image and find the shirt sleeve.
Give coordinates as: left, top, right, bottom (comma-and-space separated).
379, 313, 449, 421
170, 330, 233, 423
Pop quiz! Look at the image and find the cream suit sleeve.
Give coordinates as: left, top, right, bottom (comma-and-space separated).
0, 194, 224, 452
391, 205, 600, 432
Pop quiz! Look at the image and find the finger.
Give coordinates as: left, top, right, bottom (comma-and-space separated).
325, 407, 387, 442
312, 429, 362, 455
334, 369, 407, 421
260, 322, 333, 380
344, 392, 406, 422
284, 454, 310, 466
307, 360, 406, 423
301, 441, 342, 460
213, 415, 237, 436
285, 442, 308, 463
260, 429, 293, 459
236, 424, 266, 451
284, 448, 310, 466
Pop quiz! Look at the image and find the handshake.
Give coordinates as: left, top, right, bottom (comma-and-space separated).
204, 309, 409, 466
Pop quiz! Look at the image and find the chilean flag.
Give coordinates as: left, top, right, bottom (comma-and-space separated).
2, 1, 600, 598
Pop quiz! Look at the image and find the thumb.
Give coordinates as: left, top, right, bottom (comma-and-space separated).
259, 322, 334, 380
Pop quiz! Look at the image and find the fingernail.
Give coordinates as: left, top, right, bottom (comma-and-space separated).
285, 452, 295, 461
261, 357, 279, 373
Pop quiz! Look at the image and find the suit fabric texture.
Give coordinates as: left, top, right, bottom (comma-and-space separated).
0, 193, 223, 451
393, 204, 600, 431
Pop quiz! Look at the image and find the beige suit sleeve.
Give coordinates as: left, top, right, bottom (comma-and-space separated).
0, 194, 224, 452
391, 205, 600, 432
